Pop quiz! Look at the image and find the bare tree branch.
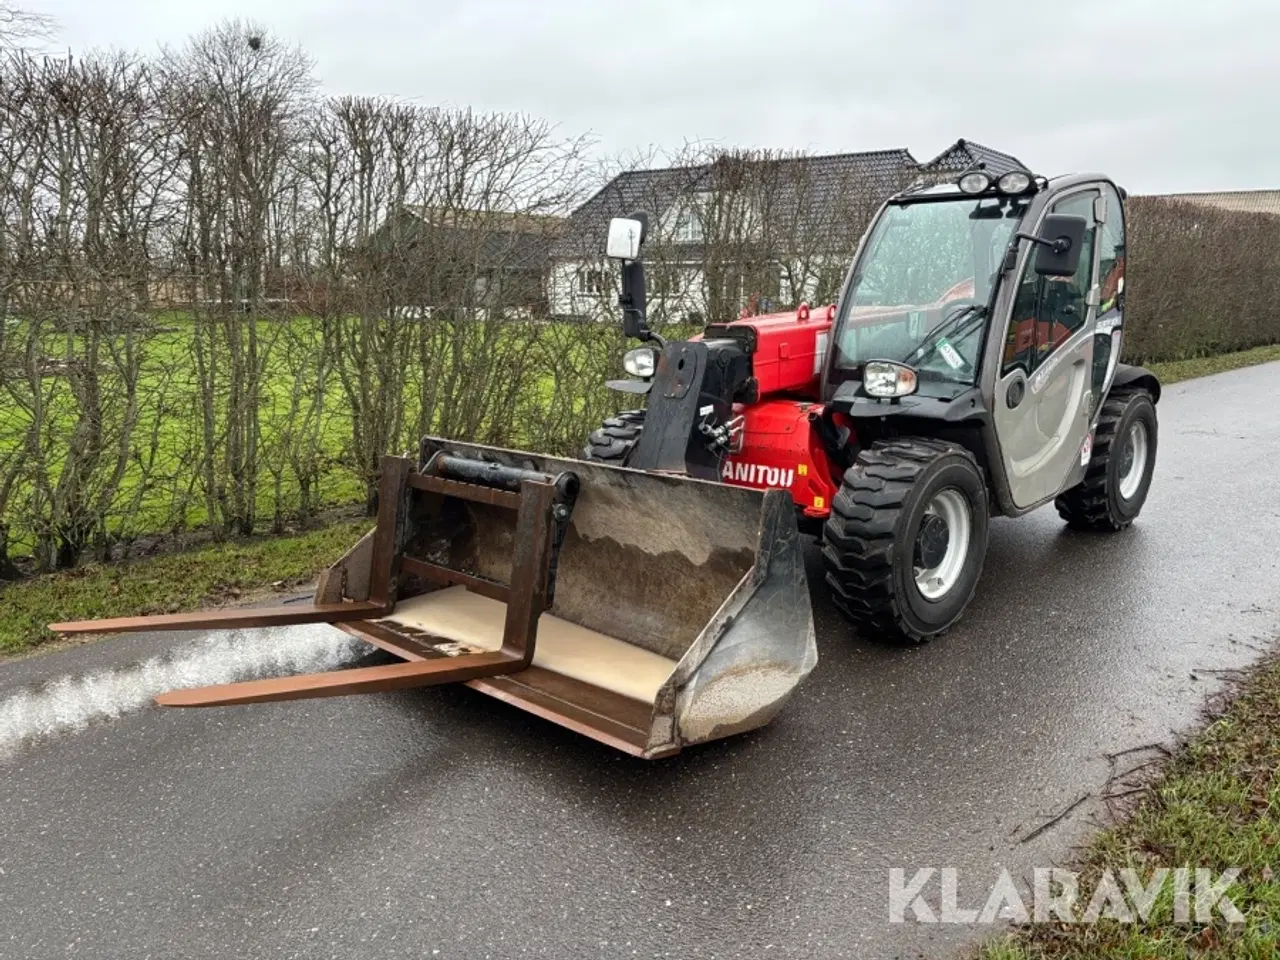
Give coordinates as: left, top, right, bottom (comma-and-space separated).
0, 2, 53, 49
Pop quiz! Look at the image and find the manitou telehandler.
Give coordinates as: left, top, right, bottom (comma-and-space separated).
586, 166, 1158, 640
52, 166, 1158, 758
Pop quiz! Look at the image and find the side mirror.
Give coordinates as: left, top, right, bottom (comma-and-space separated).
1025, 214, 1087, 277
621, 259, 648, 340
610, 211, 658, 344
607, 216, 647, 260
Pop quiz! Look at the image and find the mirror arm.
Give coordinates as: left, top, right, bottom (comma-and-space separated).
1016, 231, 1071, 254
621, 305, 664, 347
619, 258, 663, 346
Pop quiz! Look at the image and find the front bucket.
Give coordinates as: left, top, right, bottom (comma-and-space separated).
324, 438, 817, 757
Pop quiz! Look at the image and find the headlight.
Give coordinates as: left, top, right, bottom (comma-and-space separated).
863, 360, 919, 398
997, 170, 1033, 195
958, 171, 992, 194
623, 347, 656, 378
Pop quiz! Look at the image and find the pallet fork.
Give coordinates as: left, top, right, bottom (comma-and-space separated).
52, 439, 816, 757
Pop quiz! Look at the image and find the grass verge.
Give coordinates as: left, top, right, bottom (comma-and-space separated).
1147, 343, 1280, 385
0, 520, 369, 657
2, 344, 1275, 658
978, 655, 1280, 958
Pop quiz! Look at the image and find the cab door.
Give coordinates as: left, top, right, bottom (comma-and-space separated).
991, 189, 1100, 509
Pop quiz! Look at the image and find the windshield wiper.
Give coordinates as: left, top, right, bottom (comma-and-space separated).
915, 368, 971, 385
903, 304, 987, 366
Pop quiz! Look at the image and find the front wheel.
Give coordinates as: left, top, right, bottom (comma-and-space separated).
822, 438, 990, 644
1055, 390, 1158, 531
583, 409, 645, 463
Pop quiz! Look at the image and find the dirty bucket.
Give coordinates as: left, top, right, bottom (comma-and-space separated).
51, 437, 817, 758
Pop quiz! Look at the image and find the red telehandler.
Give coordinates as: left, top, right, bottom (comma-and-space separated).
51, 167, 1157, 758
587, 167, 1158, 640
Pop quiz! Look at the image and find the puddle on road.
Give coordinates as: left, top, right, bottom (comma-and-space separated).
0, 627, 363, 756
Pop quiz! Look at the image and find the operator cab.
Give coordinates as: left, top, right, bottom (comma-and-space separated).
825, 179, 1032, 402
822, 167, 1145, 514
822, 170, 1117, 411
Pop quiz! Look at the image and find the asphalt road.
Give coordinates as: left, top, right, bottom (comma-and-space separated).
3, 363, 1279, 960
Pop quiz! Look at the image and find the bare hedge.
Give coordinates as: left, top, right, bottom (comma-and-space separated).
0, 28, 609, 573
2, 23, 1277, 576
1124, 196, 1280, 362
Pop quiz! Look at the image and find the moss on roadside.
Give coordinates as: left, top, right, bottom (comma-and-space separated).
0, 520, 369, 655
978, 655, 1280, 959
1147, 344, 1280, 386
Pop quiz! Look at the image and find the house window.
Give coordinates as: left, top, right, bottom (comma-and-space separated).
577, 268, 606, 295
673, 206, 703, 243
651, 266, 685, 298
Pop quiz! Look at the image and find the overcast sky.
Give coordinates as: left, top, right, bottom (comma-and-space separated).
30, 0, 1277, 193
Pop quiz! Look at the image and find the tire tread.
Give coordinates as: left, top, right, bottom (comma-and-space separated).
584, 409, 645, 463
821, 438, 982, 644
1055, 389, 1152, 531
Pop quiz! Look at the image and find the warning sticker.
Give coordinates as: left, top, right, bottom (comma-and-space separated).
937, 338, 964, 370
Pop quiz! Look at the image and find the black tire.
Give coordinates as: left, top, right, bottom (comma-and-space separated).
1055, 390, 1157, 531
822, 438, 990, 644
583, 409, 646, 463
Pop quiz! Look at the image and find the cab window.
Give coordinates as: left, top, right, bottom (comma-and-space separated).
1001, 191, 1098, 376
1092, 184, 1125, 393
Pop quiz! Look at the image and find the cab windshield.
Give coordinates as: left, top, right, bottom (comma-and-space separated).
833, 194, 1029, 398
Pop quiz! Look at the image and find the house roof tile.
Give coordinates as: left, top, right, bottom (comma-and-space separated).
1151, 189, 1280, 216
549, 148, 920, 258
921, 138, 1029, 177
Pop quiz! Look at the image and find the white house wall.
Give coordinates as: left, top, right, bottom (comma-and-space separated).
547, 255, 849, 324
548, 259, 616, 322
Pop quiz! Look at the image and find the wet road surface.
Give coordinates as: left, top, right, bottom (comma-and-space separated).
2, 362, 1278, 959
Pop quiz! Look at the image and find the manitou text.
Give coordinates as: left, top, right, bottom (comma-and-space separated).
722, 461, 796, 488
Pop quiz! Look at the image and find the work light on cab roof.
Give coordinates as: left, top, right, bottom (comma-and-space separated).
958, 168, 1039, 196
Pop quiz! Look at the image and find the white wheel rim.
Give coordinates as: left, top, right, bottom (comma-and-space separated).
1118, 420, 1149, 501
913, 488, 972, 601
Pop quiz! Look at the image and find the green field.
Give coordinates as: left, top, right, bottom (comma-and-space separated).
0, 312, 629, 565
3, 308, 1277, 571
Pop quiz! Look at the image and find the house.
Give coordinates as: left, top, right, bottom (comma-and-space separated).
362, 206, 564, 317
1152, 189, 1280, 216
547, 139, 1028, 325
918, 138, 1029, 181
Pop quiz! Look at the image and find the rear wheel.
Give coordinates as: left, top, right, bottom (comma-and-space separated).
822, 438, 990, 643
1055, 390, 1158, 531
583, 409, 645, 463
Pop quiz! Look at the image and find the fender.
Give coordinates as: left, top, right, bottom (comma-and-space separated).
1109, 363, 1161, 404
605, 378, 652, 395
